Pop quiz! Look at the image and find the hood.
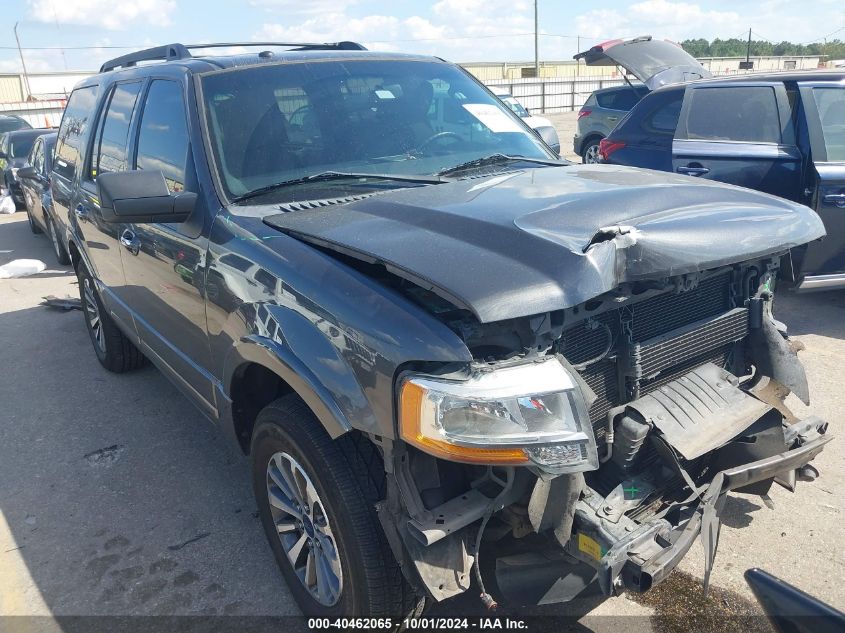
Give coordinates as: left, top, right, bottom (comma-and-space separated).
574, 35, 711, 90
523, 114, 553, 129
263, 165, 824, 323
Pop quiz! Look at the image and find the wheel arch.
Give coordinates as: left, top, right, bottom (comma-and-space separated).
581, 132, 605, 152
222, 335, 358, 454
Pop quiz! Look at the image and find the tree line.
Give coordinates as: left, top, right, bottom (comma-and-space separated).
681, 38, 845, 60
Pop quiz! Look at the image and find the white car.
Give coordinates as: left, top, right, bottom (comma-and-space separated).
489, 86, 561, 154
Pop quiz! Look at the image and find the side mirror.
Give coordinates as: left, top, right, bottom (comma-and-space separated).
17, 165, 37, 180
97, 170, 196, 224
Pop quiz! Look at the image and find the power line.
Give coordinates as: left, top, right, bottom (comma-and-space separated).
0, 44, 146, 50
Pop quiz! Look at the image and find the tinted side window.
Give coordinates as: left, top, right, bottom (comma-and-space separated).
596, 87, 645, 111
813, 86, 845, 161
31, 140, 44, 174
135, 80, 189, 193
90, 82, 143, 179
54, 86, 98, 180
682, 86, 781, 143
647, 93, 683, 134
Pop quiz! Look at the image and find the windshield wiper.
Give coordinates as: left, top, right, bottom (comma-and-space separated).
231, 171, 444, 203
437, 153, 567, 177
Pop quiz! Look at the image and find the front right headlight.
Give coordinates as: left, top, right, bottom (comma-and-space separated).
399, 357, 598, 473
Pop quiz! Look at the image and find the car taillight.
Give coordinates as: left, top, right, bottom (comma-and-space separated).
598, 138, 626, 161
578, 108, 592, 119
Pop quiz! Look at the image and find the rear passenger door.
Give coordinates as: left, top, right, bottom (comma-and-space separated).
672, 83, 802, 201
595, 86, 646, 133
119, 79, 216, 414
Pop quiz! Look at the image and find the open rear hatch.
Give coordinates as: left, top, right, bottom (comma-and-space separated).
574, 35, 711, 90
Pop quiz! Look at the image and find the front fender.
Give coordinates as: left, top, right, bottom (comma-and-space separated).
222, 304, 382, 442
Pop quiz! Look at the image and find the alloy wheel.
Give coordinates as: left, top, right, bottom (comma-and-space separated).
584, 144, 600, 164
266, 451, 343, 606
83, 278, 106, 353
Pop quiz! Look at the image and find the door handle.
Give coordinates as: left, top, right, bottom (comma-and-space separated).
74, 204, 90, 221
607, 116, 618, 122
120, 229, 140, 256
677, 165, 710, 176
823, 193, 845, 208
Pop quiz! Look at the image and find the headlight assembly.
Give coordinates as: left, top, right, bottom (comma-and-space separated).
399, 358, 598, 473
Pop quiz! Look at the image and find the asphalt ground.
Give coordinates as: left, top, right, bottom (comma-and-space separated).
1, 194, 843, 632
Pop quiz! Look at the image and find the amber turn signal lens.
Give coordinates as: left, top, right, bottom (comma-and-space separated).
399, 381, 529, 465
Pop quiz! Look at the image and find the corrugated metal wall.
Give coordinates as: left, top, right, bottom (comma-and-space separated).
0, 76, 24, 103
0, 100, 66, 127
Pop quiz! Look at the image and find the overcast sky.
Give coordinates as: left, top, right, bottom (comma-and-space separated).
1, 0, 843, 73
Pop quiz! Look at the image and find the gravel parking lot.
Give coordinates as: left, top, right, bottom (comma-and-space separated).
1, 206, 843, 629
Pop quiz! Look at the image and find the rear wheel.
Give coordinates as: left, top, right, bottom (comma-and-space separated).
47, 216, 71, 265
76, 263, 145, 372
251, 395, 420, 617
582, 138, 602, 164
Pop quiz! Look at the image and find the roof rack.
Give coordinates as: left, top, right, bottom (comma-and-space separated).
99, 41, 367, 73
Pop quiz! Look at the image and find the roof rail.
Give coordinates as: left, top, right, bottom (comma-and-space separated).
100, 44, 191, 73
185, 41, 367, 52
99, 41, 367, 73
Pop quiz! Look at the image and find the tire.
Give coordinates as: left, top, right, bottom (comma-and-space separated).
26, 208, 42, 234
46, 216, 71, 265
76, 262, 145, 373
581, 137, 602, 164
251, 395, 419, 618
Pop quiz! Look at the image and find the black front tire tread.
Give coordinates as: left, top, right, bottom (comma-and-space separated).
252, 395, 419, 617
77, 264, 146, 373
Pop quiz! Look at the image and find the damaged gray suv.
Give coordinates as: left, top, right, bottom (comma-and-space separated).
52, 42, 830, 616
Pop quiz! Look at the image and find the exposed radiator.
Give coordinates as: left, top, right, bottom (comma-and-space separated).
559, 272, 744, 439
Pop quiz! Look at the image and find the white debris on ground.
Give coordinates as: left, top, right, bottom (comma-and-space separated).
0, 195, 15, 215
0, 259, 47, 278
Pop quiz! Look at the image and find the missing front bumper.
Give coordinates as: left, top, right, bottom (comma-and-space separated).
582, 427, 831, 597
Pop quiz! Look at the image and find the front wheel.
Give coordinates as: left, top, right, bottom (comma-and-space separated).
251, 395, 419, 617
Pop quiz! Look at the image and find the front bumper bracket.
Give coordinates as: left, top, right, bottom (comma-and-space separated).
595, 425, 831, 597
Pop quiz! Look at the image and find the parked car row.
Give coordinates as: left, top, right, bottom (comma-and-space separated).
575, 35, 845, 291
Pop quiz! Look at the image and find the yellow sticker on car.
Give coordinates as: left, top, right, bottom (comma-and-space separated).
578, 532, 603, 560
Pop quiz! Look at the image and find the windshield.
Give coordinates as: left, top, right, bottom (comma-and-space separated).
500, 96, 529, 118
9, 133, 40, 159
200, 59, 552, 201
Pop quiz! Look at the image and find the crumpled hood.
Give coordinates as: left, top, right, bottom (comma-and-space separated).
263, 165, 825, 323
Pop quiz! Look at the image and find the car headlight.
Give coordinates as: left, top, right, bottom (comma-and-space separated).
399, 357, 598, 473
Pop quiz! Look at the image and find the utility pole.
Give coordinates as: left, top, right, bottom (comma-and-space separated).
14, 23, 32, 101
534, 0, 539, 78
577, 35, 581, 76
746, 28, 751, 66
